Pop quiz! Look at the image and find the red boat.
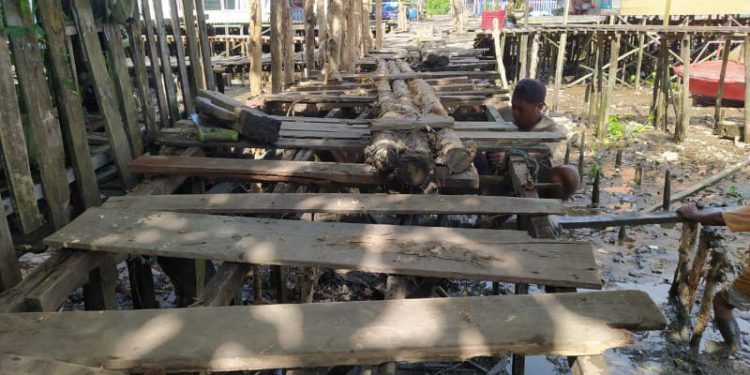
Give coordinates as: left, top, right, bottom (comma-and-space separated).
673, 60, 746, 102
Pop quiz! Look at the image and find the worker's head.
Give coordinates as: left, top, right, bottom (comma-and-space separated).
512, 79, 546, 131
548, 165, 580, 200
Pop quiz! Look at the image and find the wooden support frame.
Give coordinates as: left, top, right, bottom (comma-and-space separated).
127, 5, 159, 137
141, 0, 171, 127
151, 0, 180, 122
183, 0, 206, 92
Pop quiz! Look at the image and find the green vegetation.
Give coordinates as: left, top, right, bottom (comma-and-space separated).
425, 0, 450, 15
727, 186, 744, 199
607, 115, 646, 141
588, 163, 601, 181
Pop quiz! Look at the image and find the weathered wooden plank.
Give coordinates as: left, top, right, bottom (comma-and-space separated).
103, 193, 564, 215
152, 0, 180, 121
128, 156, 478, 189
196, 262, 250, 306
103, 23, 144, 157
182, 0, 206, 91
339, 70, 499, 81
556, 211, 685, 229
141, 0, 171, 127
194, 0, 216, 90
38, 0, 101, 210
45, 207, 601, 289
4, 0, 71, 229
126, 7, 158, 136
0, 15, 44, 233
71, 0, 137, 189
0, 197, 20, 291
168, 0, 195, 113
0, 291, 664, 371
454, 131, 565, 142
0, 354, 125, 375
370, 117, 455, 131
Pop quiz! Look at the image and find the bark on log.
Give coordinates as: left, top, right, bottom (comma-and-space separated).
434, 129, 472, 173
325, 0, 344, 82
410, 79, 449, 117
365, 131, 406, 175
398, 131, 434, 187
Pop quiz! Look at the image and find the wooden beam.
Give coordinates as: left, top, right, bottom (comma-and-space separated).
126, 5, 159, 136
5, 0, 71, 228
196, 262, 250, 306
249, 0, 262, 95
103, 193, 565, 215
168, 0, 195, 113
194, 0, 216, 90
151, 0, 180, 121
0, 14, 44, 234
71, 0, 137, 188
38, 0, 101, 210
555, 211, 685, 229
46, 207, 602, 289
142, 0, 171, 127
745, 34, 750, 142
0, 196, 20, 292
0, 291, 664, 371
271, 0, 283, 92
182, 0, 206, 91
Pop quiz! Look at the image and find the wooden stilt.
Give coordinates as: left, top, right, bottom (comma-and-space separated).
591, 169, 600, 207
674, 34, 691, 143
689, 228, 726, 350
143, 0, 171, 127
283, 0, 295, 86
492, 23, 509, 90
714, 35, 732, 135
304, 0, 316, 73
518, 34, 529, 81
126, 257, 158, 309
598, 34, 619, 139
744, 34, 750, 142
83, 257, 118, 311
578, 132, 586, 184
325, 0, 344, 82
271, 0, 283, 93
249, 0, 262, 95
634, 19, 647, 91
316, 0, 328, 69
168, 0, 195, 114
127, 4, 159, 136
253, 264, 263, 304
361, 0, 372, 56
564, 139, 571, 165
662, 170, 671, 211
552, 0, 571, 112
194, 0, 216, 90
375, 0, 383, 49
528, 33, 540, 79
671, 221, 699, 342
183, 0, 206, 91
151, 0, 180, 122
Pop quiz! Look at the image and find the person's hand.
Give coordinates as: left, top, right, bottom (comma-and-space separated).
677, 205, 699, 221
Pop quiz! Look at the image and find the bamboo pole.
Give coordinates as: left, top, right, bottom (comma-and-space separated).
249, 0, 262, 95
713, 35, 732, 135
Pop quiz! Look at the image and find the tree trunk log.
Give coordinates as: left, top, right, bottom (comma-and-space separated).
365, 131, 406, 174
398, 131, 433, 187
325, 0, 344, 82
434, 129, 472, 173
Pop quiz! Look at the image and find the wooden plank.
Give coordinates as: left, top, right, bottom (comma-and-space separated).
0, 354, 125, 375
0, 14, 44, 233
453, 121, 516, 131
152, 0, 180, 121
4, 0, 71, 229
370, 117, 455, 131
103, 193, 564, 215
141, 0, 171, 127
339, 71, 499, 81
196, 262, 250, 306
194, 0, 216, 90
0, 196, 20, 291
103, 23, 144, 157
45, 207, 601, 289
38, 0, 101, 210
126, 6, 159, 136
0, 291, 664, 371
169, 0, 195, 113
128, 156, 478, 188
454, 131, 565, 143
556, 211, 685, 229
71, 0, 137, 189
618, 0, 750, 16
182, 0, 206, 91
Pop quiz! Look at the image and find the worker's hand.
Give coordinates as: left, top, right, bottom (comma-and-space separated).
677, 205, 700, 221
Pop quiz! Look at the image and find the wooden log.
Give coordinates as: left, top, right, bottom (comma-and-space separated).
104, 193, 565, 216
713, 35, 732, 135
304, 0, 316, 73
0, 198, 20, 291
434, 129, 472, 173
587, 40, 600, 128
671, 221, 700, 342
168, 0, 195, 113
142, 0, 171, 126
5, 0, 71, 229
197, 262, 250, 306
745, 34, 750, 142
674, 34, 691, 143
398, 131, 434, 187
662, 169, 672, 211
127, 5, 159, 136
316, 0, 328, 69
183, 0, 206, 91
689, 229, 726, 350
38, 0, 101, 210
151, 0, 180, 121
365, 131, 406, 174
528, 33, 540, 79
634, 19, 647, 91
492, 20, 509, 90
578, 132, 586, 184
248, 0, 262, 94
282, 0, 295, 85
0, 15, 44, 234
555, 211, 688, 229
361, 0, 372, 56
103, 23, 145, 156
570, 355, 610, 375
375, 0, 383, 49
592, 169, 601, 207
194, 0, 216, 90
409, 79, 449, 117
598, 35, 619, 139
270, 0, 283, 92
325, 0, 344, 82
0, 291, 664, 371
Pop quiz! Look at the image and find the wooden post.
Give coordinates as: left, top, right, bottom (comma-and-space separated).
659, 37, 671, 132
127, 256, 158, 309
325, 0, 345, 82
0, 201, 20, 292
634, 161, 643, 186
662, 170, 671, 211
591, 169, 600, 207
451, 0, 465, 33
152, 0, 180, 122
183, 0, 206, 91
72, 0, 137, 189
343, 0, 358, 72
253, 264, 263, 303
518, 34, 529, 81
492, 20, 509, 89
598, 34, 619, 139
634, 19, 647, 91
744, 34, 750, 143
38, 0, 101, 210
353, 0, 364, 59
361, 0, 372, 56
653, 36, 668, 131
168, 0, 195, 113
194, 0, 216, 90
317, 0, 328, 69
304, 0, 316, 73
271, 0, 283, 93
689, 228, 726, 350
0, 15, 42, 235
578, 132, 586, 184
564, 139, 571, 165
5, 0, 71, 228
587, 39, 600, 128
714, 35, 732, 135
127, 4, 159, 137
675, 34, 691, 143
143, 0, 171, 127
103, 23, 146, 156
528, 33, 540, 79
283, 0, 295, 86
249, 0, 262, 95
671, 221, 699, 342
552, 0, 571, 112
615, 149, 623, 167
82, 257, 118, 311
375, 0, 383, 49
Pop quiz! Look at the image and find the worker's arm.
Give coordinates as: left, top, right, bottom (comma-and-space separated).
677, 205, 726, 226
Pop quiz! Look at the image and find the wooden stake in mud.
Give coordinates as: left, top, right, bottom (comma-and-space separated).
634, 161, 643, 186
670, 221, 699, 341
249, 0, 263, 95
271, 0, 283, 93
578, 132, 586, 184
675, 34, 691, 143
563, 139, 571, 165
591, 169, 600, 207
634, 19, 647, 91
714, 35, 732, 135
744, 34, 750, 143
689, 227, 726, 350
615, 149, 623, 167
598, 34, 619, 139
662, 170, 671, 211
